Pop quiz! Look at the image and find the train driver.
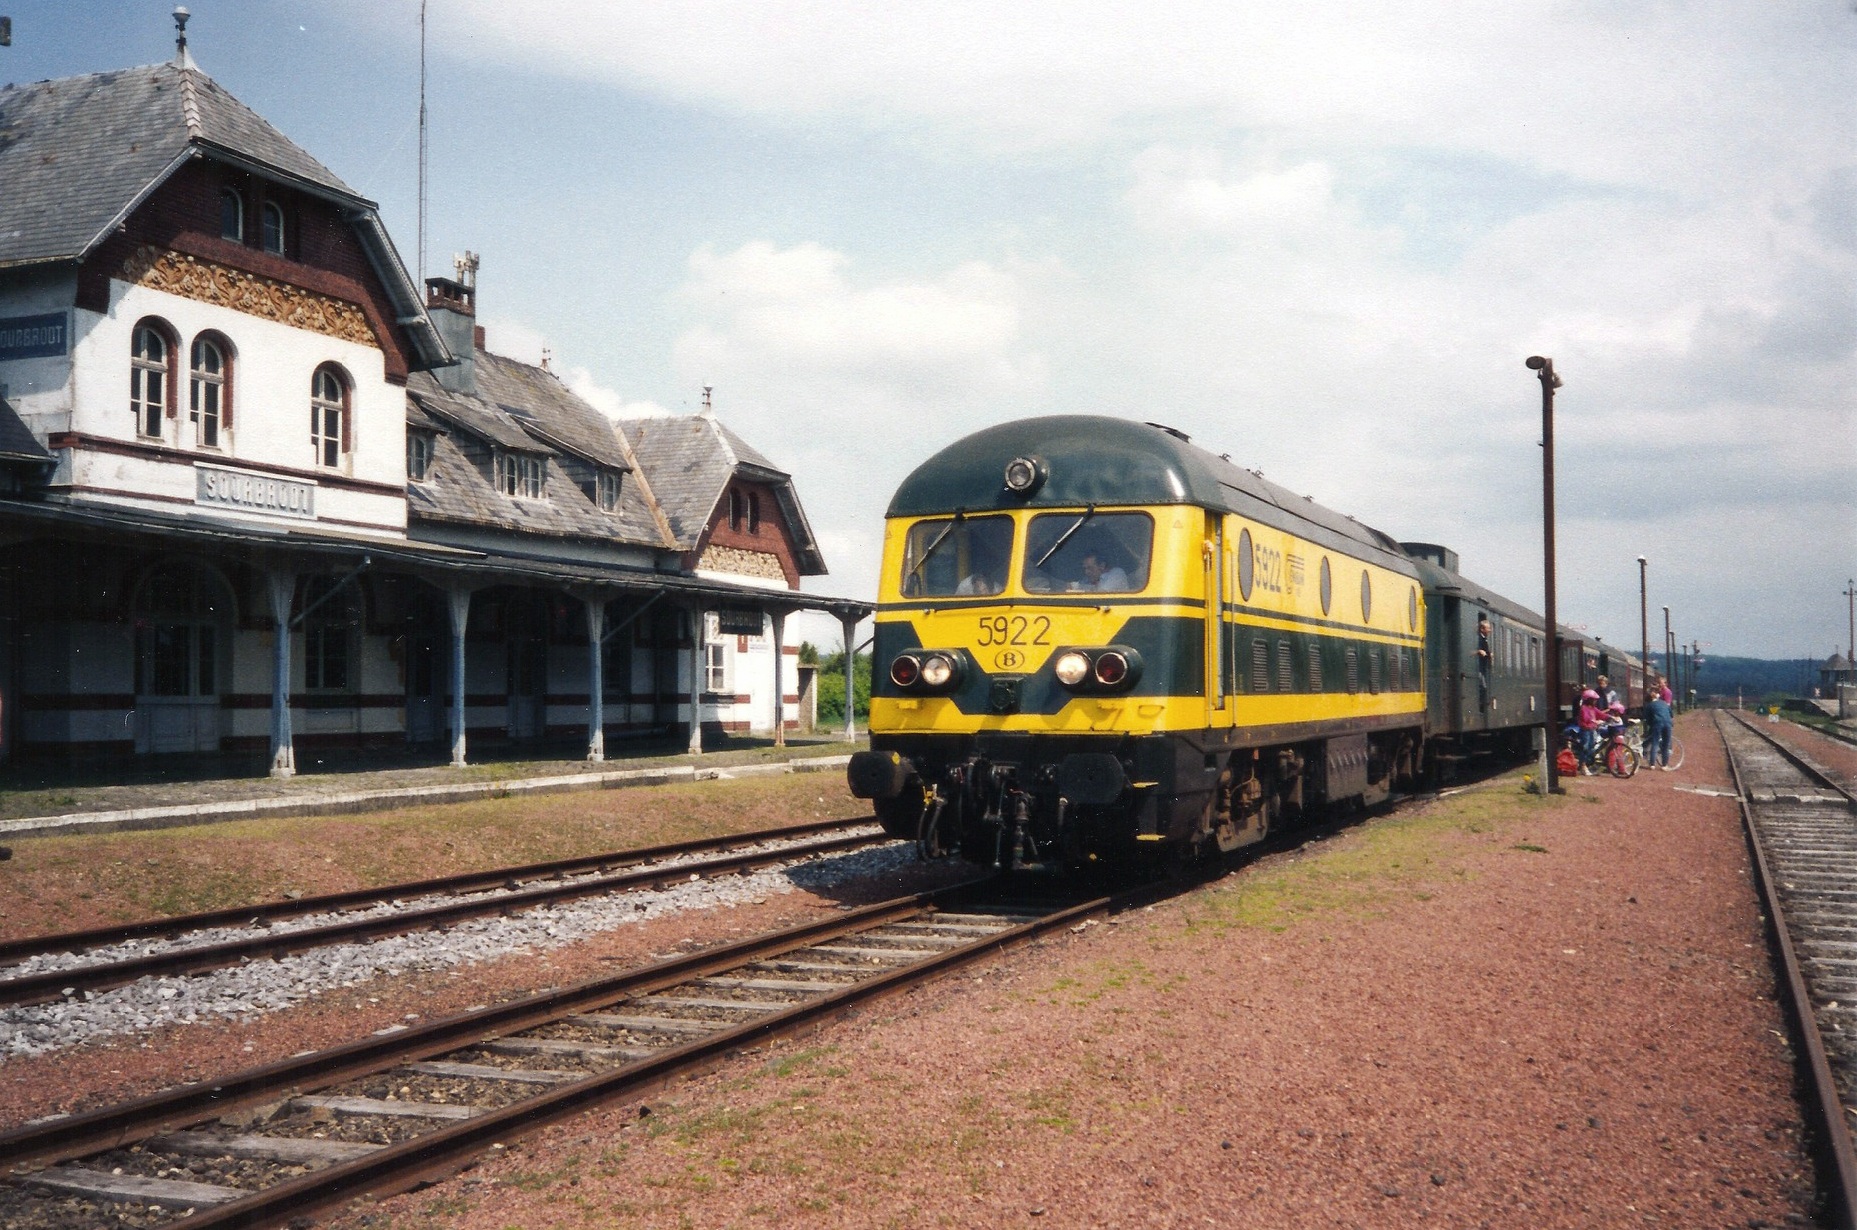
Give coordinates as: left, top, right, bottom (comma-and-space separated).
1076, 551, 1130, 592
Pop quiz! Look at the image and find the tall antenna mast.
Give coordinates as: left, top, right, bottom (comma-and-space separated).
417, 0, 429, 287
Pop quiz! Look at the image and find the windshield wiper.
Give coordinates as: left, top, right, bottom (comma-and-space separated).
1033, 506, 1095, 569
908, 510, 965, 582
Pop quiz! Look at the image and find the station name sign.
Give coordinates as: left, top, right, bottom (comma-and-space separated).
715, 607, 766, 637
196, 463, 317, 520
0, 312, 69, 361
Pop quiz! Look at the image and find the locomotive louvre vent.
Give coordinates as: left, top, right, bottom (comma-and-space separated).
1345, 646, 1359, 694
1369, 647, 1382, 694
1308, 643, 1324, 692
1251, 639, 1270, 692
1277, 640, 1294, 693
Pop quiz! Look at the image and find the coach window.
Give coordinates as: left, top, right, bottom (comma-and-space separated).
1318, 557, 1332, 616
131, 319, 176, 440
900, 514, 1013, 598
261, 201, 286, 255
310, 364, 349, 469
1360, 571, 1372, 623
190, 334, 231, 450
1022, 511, 1152, 594
220, 188, 244, 242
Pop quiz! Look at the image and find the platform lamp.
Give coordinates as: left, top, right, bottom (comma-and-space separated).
1527, 355, 1563, 793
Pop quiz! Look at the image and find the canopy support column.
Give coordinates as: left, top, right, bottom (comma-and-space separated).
584, 595, 606, 763
838, 612, 860, 743
266, 570, 295, 779
686, 607, 705, 755
446, 587, 472, 768
770, 609, 787, 749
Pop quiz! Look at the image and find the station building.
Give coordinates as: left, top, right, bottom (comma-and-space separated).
0, 43, 867, 773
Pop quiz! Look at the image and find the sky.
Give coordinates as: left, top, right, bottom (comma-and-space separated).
7, 1, 1855, 663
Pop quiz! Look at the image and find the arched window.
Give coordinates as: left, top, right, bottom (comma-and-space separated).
190, 334, 231, 448
219, 187, 244, 242
261, 201, 285, 255
727, 488, 743, 531
310, 365, 348, 469
131, 321, 174, 439
747, 492, 761, 534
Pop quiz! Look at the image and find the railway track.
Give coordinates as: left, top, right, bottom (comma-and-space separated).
1718, 709, 1857, 1228
0, 818, 884, 1008
0, 874, 1147, 1230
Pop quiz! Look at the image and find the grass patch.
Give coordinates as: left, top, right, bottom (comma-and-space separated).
1184, 771, 1548, 935
0, 772, 864, 937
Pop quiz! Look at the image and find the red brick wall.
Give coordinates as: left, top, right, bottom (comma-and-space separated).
691, 479, 804, 587
76, 159, 417, 383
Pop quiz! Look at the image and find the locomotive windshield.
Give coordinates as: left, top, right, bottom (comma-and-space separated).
899, 514, 1014, 597
1022, 511, 1152, 593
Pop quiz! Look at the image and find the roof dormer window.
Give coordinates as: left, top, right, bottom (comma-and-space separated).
497, 451, 545, 500
581, 468, 621, 512
219, 187, 243, 242
406, 430, 435, 483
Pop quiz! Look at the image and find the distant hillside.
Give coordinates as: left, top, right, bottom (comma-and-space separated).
1675, 655, 1835, 702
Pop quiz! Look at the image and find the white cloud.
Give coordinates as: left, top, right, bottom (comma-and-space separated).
381, 1, 1856, 655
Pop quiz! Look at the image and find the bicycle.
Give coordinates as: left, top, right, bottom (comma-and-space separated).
1564, 723, 1640, 778
1623, 720, 1684, 771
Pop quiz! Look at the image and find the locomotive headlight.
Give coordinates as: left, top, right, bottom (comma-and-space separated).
920, 652, 957, 688
890, 654, 923, 688
1053, 650, 1092, 687
1002, 455, 1047, 496
1093, 650, 1131, 686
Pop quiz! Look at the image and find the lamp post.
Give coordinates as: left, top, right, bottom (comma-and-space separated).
1663, 605, 1673, 710
1845, 579, 1855, 672
1637, 556, 1648, 710
1527, 355, 1563, 793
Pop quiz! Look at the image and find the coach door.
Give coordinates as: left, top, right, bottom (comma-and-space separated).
1439, 596, 1463, 733
1207, 514, 1227, 723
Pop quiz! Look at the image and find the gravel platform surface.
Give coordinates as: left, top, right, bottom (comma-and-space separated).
316, 712, 1811, 1229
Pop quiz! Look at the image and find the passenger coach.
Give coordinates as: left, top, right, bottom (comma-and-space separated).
849, 416, 1433, 871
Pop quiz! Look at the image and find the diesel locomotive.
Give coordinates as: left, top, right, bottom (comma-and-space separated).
848, 416, 1555, 871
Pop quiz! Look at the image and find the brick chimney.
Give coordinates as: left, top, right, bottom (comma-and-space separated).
426, 251, 480, 395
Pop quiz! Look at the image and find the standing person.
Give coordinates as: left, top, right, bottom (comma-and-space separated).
1577, 689, 1605, 773
1475, 616, 1493, 709
1645, 687, 1674, 771
1596, 674, 1619, 710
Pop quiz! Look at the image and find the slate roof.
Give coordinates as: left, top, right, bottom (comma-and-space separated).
0, 57, 450, 369
0, 394, 51, 466
0, 59, 353, 269
406, 352, 674, 551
